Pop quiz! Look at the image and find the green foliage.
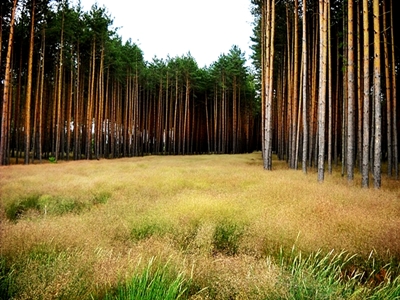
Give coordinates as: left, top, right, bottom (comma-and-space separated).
130, 219, 171, 241
277, 247, 400, 299
92, 191, 111, 205
5, 194, 40, 221
5, 192, 111, 221
104, 258, 188, 300
212, 220, 244, 256
48, 156, 57, 163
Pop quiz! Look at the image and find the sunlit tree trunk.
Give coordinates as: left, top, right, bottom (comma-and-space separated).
317, 0, 329, 182
0, 0, 17, 165
24, 0, 36, 164
262, 0, 275, 170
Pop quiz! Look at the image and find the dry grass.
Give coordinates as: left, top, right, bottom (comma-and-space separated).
0, 153, 399, 298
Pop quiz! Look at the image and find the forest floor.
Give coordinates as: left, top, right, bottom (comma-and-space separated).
1, 153, 400, 299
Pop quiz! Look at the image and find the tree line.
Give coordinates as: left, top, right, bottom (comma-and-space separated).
252, 0, 399, 188
0, 0, 259, 165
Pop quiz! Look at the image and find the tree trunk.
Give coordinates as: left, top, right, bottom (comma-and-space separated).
301, 0, 308, 174
347, 0, 355, 180
373, 0, 382, 188
362, 0, 370, 188
382, 0, 392, 177
24, 0, 36, 164
1, 0, 17, 165
317, 0, 329, 182
390, 0, 398, 179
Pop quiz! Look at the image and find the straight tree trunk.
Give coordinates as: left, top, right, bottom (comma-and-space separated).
24, 0, 36, 164
373, 0, 382, 188
362, 0, 370, 188
292, 0, 299, 169
390, 0, 398, 179
382, 0, 392, 177
317, 0, 329, 182
301, 0, 308, 173
347, 0, 355, 180
1, 0, 17, 165
55, 8, 64, 161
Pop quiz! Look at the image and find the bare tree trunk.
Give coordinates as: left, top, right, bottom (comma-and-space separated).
55, 8, 64, 161
373, 0, 382, 188
317, 0, 329, 182
347, 0, 355, 180
301, 0, 308, 173
24, 0, 35, 164
390, 0, 398, 179
382, 0, 392, 177
362, 0, 370, 188
292, 0, 299, 169
2, 0, 18, 165
263, 0, 275, 170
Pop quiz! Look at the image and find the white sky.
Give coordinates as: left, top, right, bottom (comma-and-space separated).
75, 0, 255, 67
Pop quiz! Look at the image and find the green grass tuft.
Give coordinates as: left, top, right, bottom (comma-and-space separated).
5, 194, 40, 221
212, 220, 244, 256
104, 258, 188, 300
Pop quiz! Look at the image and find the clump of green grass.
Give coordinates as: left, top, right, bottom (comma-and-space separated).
130, 218, 173, 241
276, 247, 400, 299
212, 220, 244, 256
0, 243, 92, 299
5, 194, 41, 221
103, 258, 189, 300
4, 192, 111, 222
92, 191, 112, 205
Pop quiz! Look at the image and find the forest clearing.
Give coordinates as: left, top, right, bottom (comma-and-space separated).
1, 153, 399, 299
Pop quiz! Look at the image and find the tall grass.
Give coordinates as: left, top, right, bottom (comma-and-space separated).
103, 258, 188, 300
0, 153, 399, 299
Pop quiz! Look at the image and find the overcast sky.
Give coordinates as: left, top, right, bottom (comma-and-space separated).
74, 0, 255, 67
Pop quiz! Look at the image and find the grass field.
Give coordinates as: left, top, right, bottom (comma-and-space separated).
1, 153, 400, 299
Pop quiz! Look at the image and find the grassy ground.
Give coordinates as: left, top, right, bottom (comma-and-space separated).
0, 153, 399, 299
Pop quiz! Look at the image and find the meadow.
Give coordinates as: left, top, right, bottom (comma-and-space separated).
1, 153, 399, 299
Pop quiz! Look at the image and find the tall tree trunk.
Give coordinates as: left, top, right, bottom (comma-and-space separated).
347, 0, 355, 180
38, 27, 45, 163
390, 0, 398, 179
362, 0, 370, 188
301, 0, 308, 173
24, 0, 36, 164
55, 8, 64, 161
373, 0, 382, 188
317, 0, 329, 182
1, 0, 17, 165
382, 0, 392, 177
291, 0, 299, 169
263, 0, 275, 170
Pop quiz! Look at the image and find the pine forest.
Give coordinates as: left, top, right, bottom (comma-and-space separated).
1, 0, 399, 189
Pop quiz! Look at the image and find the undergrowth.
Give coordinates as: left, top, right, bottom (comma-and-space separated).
4, 191, 111, 221
1, 153, 399, 299
103, 258, 189, 300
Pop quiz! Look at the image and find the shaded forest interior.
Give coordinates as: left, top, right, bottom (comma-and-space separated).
1, 0, 399, 188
